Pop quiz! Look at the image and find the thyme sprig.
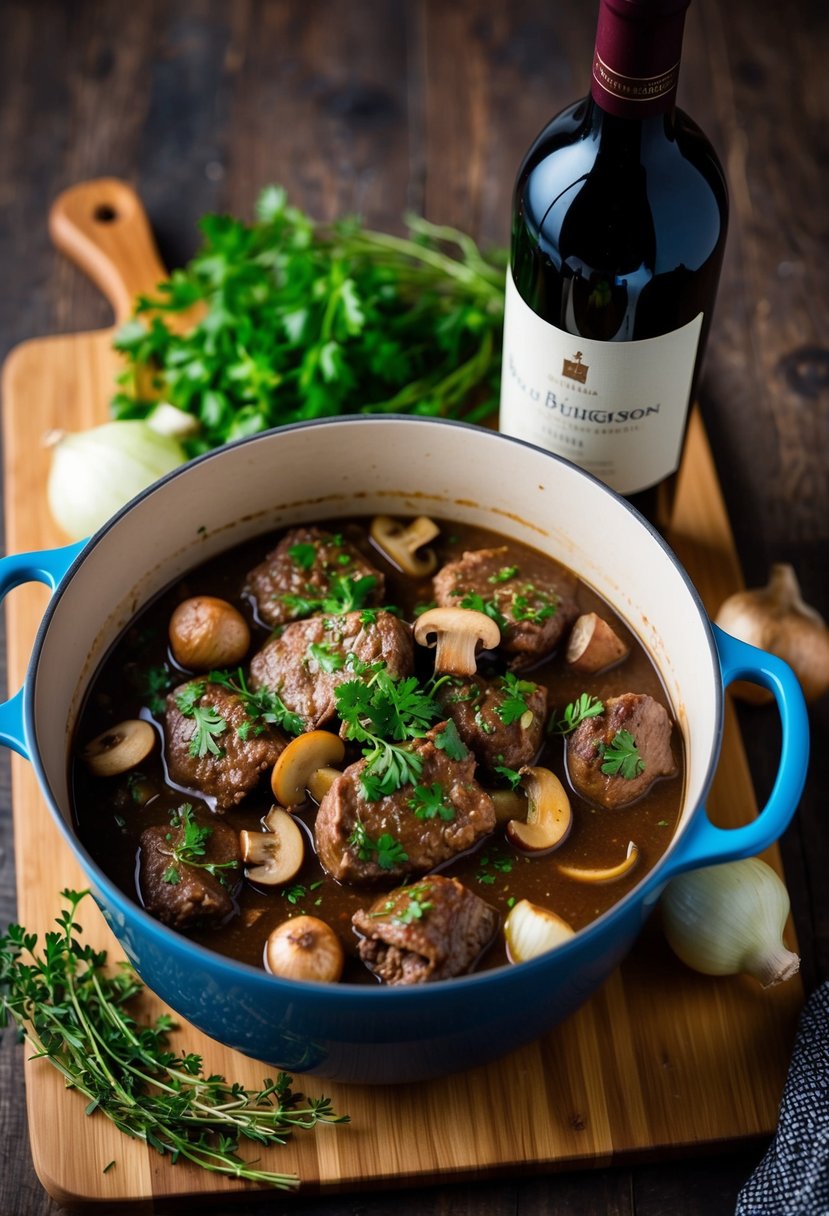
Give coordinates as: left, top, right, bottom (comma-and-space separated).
0, 891, 346, 1189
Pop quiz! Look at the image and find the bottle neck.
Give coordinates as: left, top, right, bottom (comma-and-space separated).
591, 0, 689, 120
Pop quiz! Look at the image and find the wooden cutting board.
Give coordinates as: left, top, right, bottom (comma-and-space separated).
1, 179, 804, 1208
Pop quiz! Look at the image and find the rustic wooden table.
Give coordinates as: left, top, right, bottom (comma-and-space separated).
0, 1, 826, 1213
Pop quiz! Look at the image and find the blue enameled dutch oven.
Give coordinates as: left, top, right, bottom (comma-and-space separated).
0, 418, 809, 1083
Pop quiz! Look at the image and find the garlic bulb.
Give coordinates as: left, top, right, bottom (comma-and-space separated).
46, 420, 186, 541
661, 858, 800, 988
716, 564, 829, 704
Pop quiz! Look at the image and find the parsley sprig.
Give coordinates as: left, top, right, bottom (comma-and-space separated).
549, 693, 605, 736
280, 573, 378, 619
335, 667, 442, 800
160, 804, 239, 887
0, 891, 346, 1190
495, 672, 538, 727
207, 667, 304, 736
175, 681, 227, 757
349, 820, 409, 870
598, 729, 645, 779
111, 188, 506, 451
410, 782, 456, 822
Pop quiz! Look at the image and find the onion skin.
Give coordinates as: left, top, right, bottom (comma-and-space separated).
46, 420, 186, 541
660, 858, 800, 988
716, 564, 829, 704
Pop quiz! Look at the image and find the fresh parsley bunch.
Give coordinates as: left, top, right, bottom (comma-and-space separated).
112, 187, 507, 451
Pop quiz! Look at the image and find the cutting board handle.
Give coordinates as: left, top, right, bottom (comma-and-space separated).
49, 178, 167, 325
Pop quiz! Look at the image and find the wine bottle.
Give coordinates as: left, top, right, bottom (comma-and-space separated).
499, 0, 728, 525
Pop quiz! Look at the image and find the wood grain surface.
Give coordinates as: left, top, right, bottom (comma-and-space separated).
0, 3, 826, 1215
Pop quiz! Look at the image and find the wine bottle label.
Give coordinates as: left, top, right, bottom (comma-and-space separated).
499, 271, 703, 495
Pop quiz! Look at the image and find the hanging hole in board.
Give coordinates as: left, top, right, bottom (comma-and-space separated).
93, 204, 118, 223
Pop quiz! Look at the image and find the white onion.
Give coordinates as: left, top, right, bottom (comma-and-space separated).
46, 420, 186, 540
504, 898, 574, 964
660, 857, 800, 987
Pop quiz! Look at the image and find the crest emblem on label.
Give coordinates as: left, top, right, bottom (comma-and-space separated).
562, 352, 589, 384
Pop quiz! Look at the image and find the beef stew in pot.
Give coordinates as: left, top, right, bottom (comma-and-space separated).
72, 516, 683, 985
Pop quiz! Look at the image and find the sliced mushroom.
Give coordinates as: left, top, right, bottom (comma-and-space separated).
413, 606, 501, 675
271, 731, 346, 806
505, 766, 572, 854
169, 595, 251, 670
370, 515, 440, 577
265, 915, 345, 983
558, 841, 640, 884
81, 719, 155, 777
307, 766, 342, 803
565, 612, 629, 674
489, 787, 527, 824
504, 899, 575, 963
240, 808, 304, 886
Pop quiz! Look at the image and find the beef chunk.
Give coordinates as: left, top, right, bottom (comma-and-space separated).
437, 673, 547, 772
567, 692, 677, 809
248, 610, 413, 730
352, 875, 498, 984
245, 526, 385, 629
138, 813, 241, 930
314, 722, 496, 883
433, 546, 579, 670
165, 680, 286, 810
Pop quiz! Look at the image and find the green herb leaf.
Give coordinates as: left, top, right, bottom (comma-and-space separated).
162, 804, 238, 882
598, 729, 645, 779
207, 668, 304, 736
287, 542, 317, 570
495, 672, 537, 727
306, 642, 345, 674
348, 821, 409, 871
410, 782, 455, 822
110, 193, 506, 447
281, 573, 378, 619
0, 891, 346, 1191
335, 666, 441, 800
550, 693, 605, 736
173, 686, 228, 759
433, 718, 468, 761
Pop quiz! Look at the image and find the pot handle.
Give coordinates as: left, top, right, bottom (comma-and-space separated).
0, 540, 87, 758
660, 623, 809, 879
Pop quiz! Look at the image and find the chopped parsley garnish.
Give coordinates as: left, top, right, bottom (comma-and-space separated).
161, 804, 238, 885
282, 880, 324, 907
511, 589, 556, 624
207, 667, 304, 736
495, 672, 537, 726
335, 666, 442, 800
550, 693, 604, 735
456, 591, 508, 631
287, 542, 317, 570
280, 573, 378, 618
306, 642, 345, 673
348, 820, 409, 870
598, 729, 645, 779
493, 763, 522, 790
410, 782, 455, 822
488, 565, 518, 584
175, 682, 227, 758
433, 718, 468, 761
368, 884, 434, 926
475, 851, 514, 886
136, 663, 174, 714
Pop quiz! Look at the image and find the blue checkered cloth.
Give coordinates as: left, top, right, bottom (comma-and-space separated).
736, 983, 829, 1214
